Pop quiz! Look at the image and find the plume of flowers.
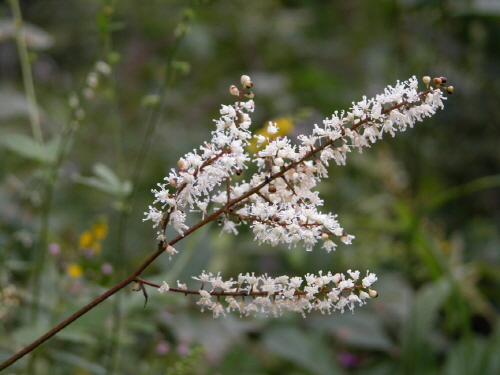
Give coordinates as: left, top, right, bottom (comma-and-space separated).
143, 74, 452, 316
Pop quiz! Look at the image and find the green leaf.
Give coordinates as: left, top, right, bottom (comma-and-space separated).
75, 162, 132, 197
48, 350, 106, 374
263, 325, 343, 375
2, 134, 60, 164
478, 319, 500, 375
309, 312, 394, 351
425, 174, 500, 211
442, 337, 487, 375
399, 277, 453, 375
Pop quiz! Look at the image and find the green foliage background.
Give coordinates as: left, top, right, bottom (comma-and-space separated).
1, 0, 499, 374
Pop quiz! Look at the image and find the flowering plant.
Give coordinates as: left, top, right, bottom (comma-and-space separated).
0, 73, 452, 370
142, 74, 452, 317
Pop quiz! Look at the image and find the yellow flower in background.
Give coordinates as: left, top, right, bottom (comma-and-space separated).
67, 263, 83, 278
79, 230, 94, 249
247, 116, 294, 154
91, 219, 108, 240
78, 216, 108, 255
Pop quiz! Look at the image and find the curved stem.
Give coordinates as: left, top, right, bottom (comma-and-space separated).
0, 87, 438, 371
0, 241, 163, 371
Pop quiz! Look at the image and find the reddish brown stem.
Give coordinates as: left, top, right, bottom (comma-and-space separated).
0, 88, 432, 371
135, 277, 363, 297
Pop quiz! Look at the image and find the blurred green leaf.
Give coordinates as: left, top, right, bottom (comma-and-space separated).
2, 134, 60, 164
75, 162, 132, 198
477, 319, 500, 375
263, 325, 343, 375
55, 329, 98, 345
309, 312, 394, 351
426, 174, 500, 211
399, 277, 453, 375
48, 350, 106, 374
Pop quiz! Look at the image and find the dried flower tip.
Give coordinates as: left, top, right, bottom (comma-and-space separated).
169, 177, 178, 187
446, 86, 454, 94
433, 77, 442, 86
268, 185, 277, 193
244, 91, 254, 98
422, 76, 431, 85
368, 289, 378, 298
440, 77, 447, 84
229, 85, 239, 96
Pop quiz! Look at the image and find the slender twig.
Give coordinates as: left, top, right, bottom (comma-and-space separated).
134, 277, 364, 297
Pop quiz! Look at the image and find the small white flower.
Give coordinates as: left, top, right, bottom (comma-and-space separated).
362, 272, 378, 287
347, 270, 360, 281
158, 281, 169, 293
166, 245, 178, 259
267, 122, 279, 134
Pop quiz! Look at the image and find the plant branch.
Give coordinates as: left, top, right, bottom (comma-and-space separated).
0, 85, 441, 371
135, 277, 365, 297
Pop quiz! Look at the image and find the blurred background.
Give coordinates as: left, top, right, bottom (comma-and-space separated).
1, 0, 500, 374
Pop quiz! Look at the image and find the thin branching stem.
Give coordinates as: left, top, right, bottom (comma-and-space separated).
0, 85, 438, 371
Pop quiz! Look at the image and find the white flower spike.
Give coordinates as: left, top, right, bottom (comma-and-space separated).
146, 74, 452, 317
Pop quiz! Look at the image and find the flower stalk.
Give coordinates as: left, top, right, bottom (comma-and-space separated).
0, 74, 452, 371
143, 74, 452, 316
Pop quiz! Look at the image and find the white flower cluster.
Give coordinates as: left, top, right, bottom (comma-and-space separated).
158, 270, 377, 318
143, 82, 255, 239
144, 75, 447, 252
215, 76, 446, 251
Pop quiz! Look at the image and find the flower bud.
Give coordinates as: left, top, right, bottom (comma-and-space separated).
241, 75, 252, 87
268, 185, 277, 193
422, 76, 431, 85
177, 159, 187, 169
440, 77, 447, 84
433, 77, 442, 86
229, 85, 239, 95
244, 91, 254, 98
368, 289, 378, 298
446, 86, 454, 94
